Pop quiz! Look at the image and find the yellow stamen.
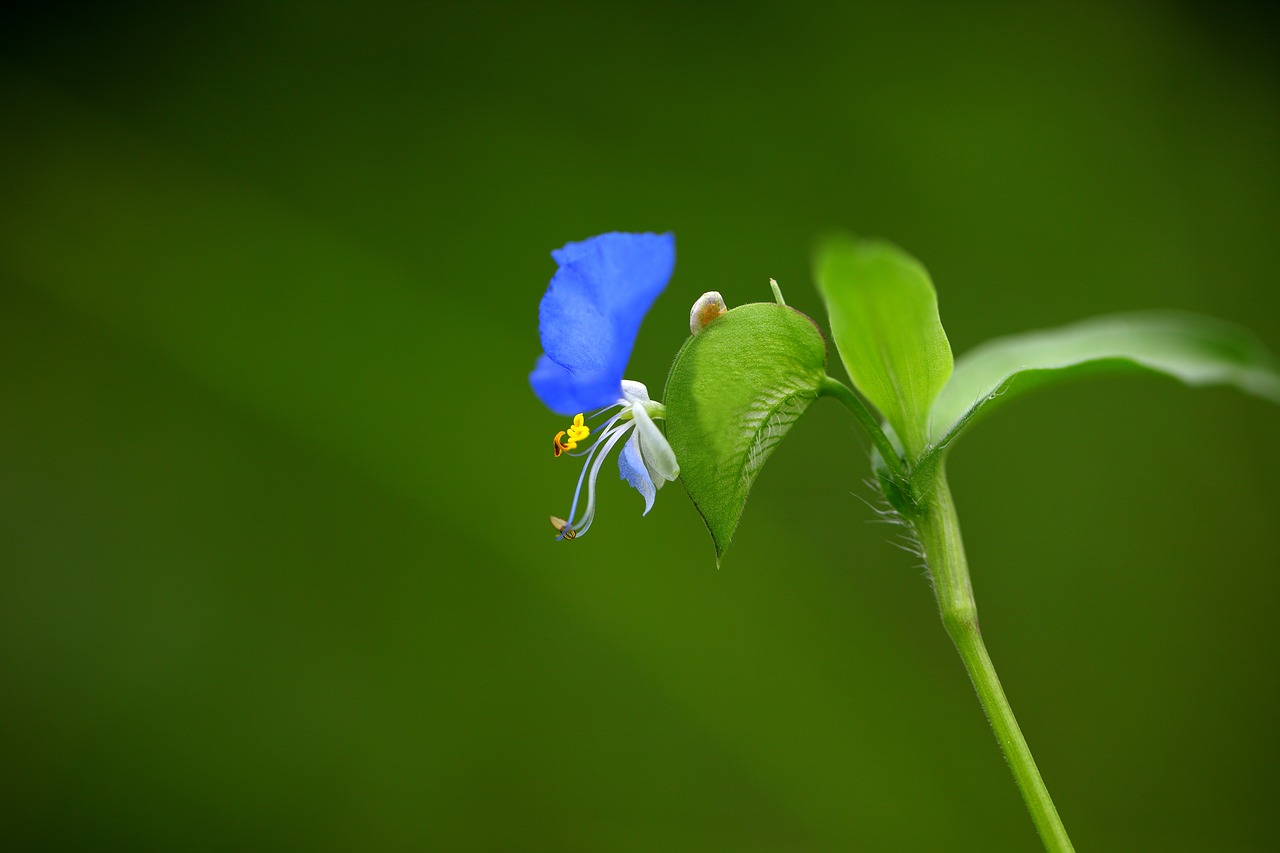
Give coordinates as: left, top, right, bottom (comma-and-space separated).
554, 413, 589, 457
553, 430, 578, 456
566, 412, 590, 443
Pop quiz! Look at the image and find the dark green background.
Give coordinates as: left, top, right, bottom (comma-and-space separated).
2, 2, 1278, 850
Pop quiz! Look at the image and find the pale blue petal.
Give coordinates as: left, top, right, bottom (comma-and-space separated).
618, 431, 656, 515
631, 402, 680, 486
531, 232, 675, 413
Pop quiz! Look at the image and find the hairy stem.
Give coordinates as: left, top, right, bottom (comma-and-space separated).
912, 466, 1075, 853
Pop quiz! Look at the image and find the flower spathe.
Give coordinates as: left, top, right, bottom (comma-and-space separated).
531, 232, 680, 540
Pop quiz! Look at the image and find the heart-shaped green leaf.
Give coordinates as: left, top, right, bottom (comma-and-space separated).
815, 235, 953, 460
927, 311, 1280, 457
664, 302, 827, 564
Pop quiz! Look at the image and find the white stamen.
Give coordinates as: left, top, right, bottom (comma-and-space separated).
567, 420, 634, 537
564, 409, 628, 520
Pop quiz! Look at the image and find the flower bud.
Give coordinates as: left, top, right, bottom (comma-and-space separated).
689, 291, 728, 335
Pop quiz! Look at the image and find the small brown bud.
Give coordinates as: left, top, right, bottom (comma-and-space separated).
689, 291, 728, 335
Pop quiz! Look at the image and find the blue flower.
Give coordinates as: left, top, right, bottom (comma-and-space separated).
530, 232, 680, 540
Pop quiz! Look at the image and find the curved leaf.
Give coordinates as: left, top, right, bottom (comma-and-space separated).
814, 235, 953, 458
928, 311, 1280, 453
664, 303, 827, 564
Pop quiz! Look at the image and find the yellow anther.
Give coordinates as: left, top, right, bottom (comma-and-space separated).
566, 412, 590, 443
553, 414, 589, 457
553, 430, 576, 456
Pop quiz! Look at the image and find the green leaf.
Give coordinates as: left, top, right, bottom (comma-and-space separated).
928, 311, 1280, 454
664, 302, 827, 564
814, 235, 953, 459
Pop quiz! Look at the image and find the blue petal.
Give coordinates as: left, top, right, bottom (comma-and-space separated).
618, 431, 656, 515
531, 232, 675, 414
529, 354, 607, 417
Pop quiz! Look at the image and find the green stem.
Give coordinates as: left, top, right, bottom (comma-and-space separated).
818, 376, 906, 482
913, 465, 1075, 853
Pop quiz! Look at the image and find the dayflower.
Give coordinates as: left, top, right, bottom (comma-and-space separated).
530, 232, 681, 540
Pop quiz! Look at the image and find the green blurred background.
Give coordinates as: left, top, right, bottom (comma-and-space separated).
2, 2, 1278, 850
